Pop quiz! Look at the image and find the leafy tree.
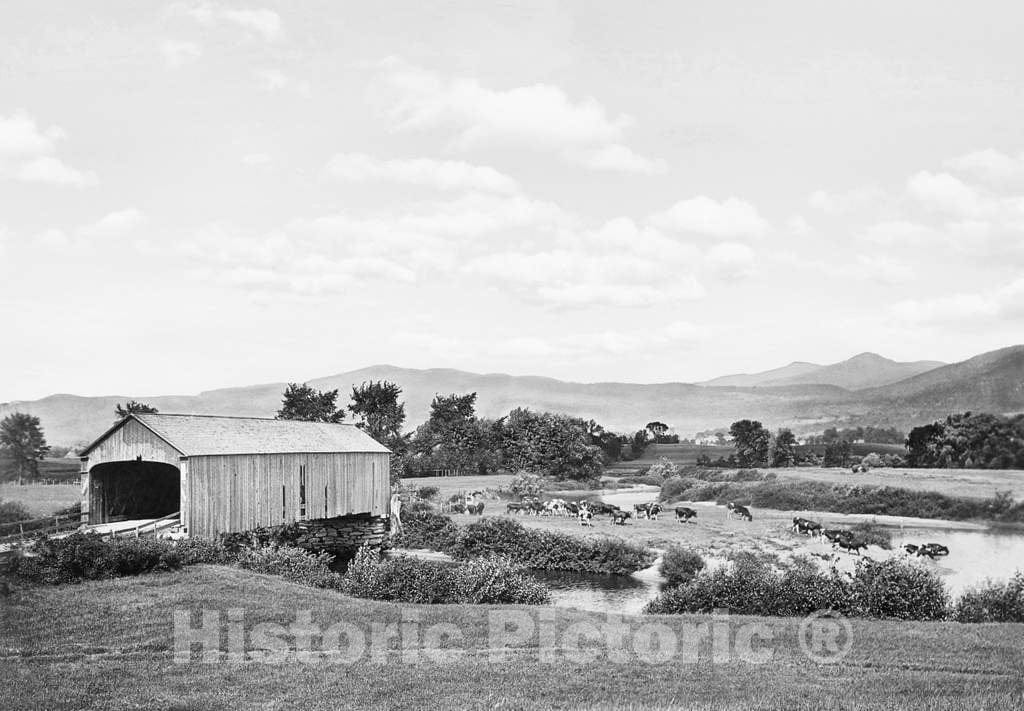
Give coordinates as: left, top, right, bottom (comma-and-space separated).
348, 380, 406, 444
115, 400, 158, 419
275, 383, 345, 423
769, 428, 797, 467
823, 440, 852, 467
729, 419, 771, 467
501, 408, 603, 481
0, 413, 50, 485
646, 421, 669, 441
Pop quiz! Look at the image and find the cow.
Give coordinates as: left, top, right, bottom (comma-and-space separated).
792, 517, 822, 536
564, 502, 580, 516
578, 509, 594, 527
675, 506, 698, 523
903, 543, 920, 555
466, 501, 485, 515
611, 510, 632, 525
823, 529, 852, 545
916, 543, 950, 558
506, 502, 526, 515
588, 501, 618, 516
836, 538, 867, 555
728, 503, 753, 521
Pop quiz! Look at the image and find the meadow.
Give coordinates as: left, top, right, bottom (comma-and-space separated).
0, 482, 80, 517
2, 564, 1022, 710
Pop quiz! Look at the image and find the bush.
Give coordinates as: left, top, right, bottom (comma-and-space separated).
0, 498, 32, 525
953, 573, 1024, 622
506, 472, 546, 499
174, 537, 231, 565
235, 544, 339, 588
851, 558, 948, 620
10, 533, 181, 585
395, 510, 462, 552
660, 546, 705, 586
416, 486, 440, 501
337, 545, 549, 605
450, 517, 653, 574
646, 555, 852, 617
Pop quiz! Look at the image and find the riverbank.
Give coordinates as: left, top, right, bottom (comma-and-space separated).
3, 565, 1022, 710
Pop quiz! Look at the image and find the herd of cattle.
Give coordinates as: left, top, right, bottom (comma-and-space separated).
791, 516, 950, 558
495, 498, 950, 559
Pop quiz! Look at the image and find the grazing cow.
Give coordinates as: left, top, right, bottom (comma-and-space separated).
792, 517, 822, 536
506, 502, 526, 515
578, 509, 594, 527
903, 543, 920, 555
527, 500, 546, 515
729, 504, 753, 521
634, 502, 664, 520
675, 506, 698, 523
836, 538, 867, 555
564, 502, 580, 516
916, 543, 950, 558
823, 529, 852, 545
612, 510, 632, 525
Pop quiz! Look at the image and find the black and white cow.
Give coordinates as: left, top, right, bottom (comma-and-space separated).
675, 506, 698, 523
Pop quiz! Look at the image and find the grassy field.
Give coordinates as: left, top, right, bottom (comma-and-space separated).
402, 473, 518, 500
0, 482, 80, 517
771, 466, 1024, 501
2, 565, 1022, 710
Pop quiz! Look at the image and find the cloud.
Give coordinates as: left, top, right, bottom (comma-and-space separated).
242, 153, 271, 165
945, 149, 1024, 185
892, 277, 1024, 325
807, 186, 883, 214
571, 144, 667, 175
16, 156, 98, 188
856, 255, 915, 285
858, 220, 936, 245
160, 40, 202, 68
650, 196, 769, 239
705, 242, 756, 279
179, 3, 282, 41
79, 209, 147, 239
0, 112, 65, 156
375, 58, 658, 172
325, 153, 520, 194
907, 171, 986, 217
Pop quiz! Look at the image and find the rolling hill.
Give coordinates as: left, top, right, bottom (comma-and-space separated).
700, 352, 945, 390
1, 347, 1020, 446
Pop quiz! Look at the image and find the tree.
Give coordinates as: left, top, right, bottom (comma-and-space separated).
115, 400, 158, 419
500, 408, 603, 481
276, 383, 345, 423
770, 428, 797, 467
348, 380, 406, 444
0, 413, 50, 485
646, 421, 669, 442
823, 440, 852, 467
729, 419, 771, 467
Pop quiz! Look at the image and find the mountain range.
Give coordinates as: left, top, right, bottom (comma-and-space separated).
2, 346, 1022, 446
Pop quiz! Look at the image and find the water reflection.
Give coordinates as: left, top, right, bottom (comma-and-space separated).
529, 568, 661, 616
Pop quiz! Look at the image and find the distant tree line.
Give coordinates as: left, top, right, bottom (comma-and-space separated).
907, 412, 1024, 469
805, 425, 905, 445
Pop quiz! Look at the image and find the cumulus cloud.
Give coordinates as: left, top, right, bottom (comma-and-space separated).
856, 255, 915, 285
160, 40, 202, 68
945, 149, 1024, 185
16, 156, 97, 188
0, 113, 65, 156
892, 277, 1024, 325
858, 220, 936, 245
375, 58, 661, 173
650, 196, 769, 239
325, 153, 520, 194
907, 171, 987, 217
79, 209, 147, 239
570, 144, 667, 175
807, 186, 883, 214
705, 242, 756, 279
178, 3, 282, 41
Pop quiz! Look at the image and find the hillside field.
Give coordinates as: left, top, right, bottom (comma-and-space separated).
2, 565, 1022, 710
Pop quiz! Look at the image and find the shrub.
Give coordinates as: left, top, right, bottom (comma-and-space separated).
220, 523, 304, 552
952, 573, 1024, 623
450, 517, 654, 575
235, 544, 339, 588
174, 537, 231, 565
506, 472, 545, 498
646, 555, 852, 617
851, 558, 948, 620
10, 533, 181, 585
395, 510, 462, 552
337, 545, 550, 605
416, 485, 440, 501
0, 498, 32, 525
660, 546, 705, 586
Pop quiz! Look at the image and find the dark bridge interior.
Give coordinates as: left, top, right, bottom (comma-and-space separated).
88, 461, 180, 524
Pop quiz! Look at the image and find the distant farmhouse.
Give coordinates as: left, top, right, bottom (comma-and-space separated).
78, 414, 391, 551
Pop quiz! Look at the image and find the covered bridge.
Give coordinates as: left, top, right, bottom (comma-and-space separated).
79, 414, 391, 546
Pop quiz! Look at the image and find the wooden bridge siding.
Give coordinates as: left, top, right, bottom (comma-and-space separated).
186, 452, 390, 537
80, 419, 185, 524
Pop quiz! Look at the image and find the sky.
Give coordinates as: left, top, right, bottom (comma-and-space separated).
1, 1, 1023, 401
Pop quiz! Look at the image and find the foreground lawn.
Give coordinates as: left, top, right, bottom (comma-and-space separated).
2, 566, 1022, 710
